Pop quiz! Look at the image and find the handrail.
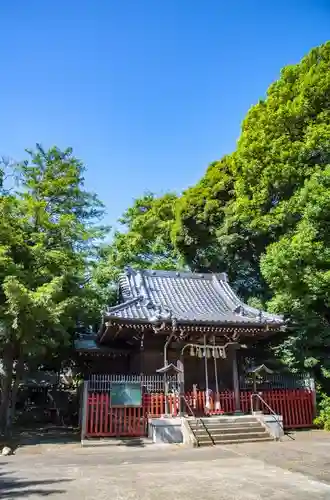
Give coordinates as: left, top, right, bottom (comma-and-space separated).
200, 418, 215, 445
180, 395, 195, 418
180, 395, 200, 446
180, 396, 215, 446
250, 392, 294, 440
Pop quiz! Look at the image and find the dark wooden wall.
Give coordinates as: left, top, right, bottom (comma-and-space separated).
80, 349, 236, 391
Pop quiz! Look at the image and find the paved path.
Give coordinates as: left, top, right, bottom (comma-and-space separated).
1, 432, 330, 499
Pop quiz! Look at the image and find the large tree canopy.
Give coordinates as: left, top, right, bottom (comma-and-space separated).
261, 166, 330, 376
95, 192, 182, 286
173, 42, 330, 374
234, 42, 330, 374
172, 156, 267, 300
173, 158, 235, 273
233, 42, 330, 233
0, 145, 106, 431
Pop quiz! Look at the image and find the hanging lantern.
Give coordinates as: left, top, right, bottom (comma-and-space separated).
189, 345, 195, 357
206, 347, 211, 358
213, 347, 219, 359
197, 347, 203, 358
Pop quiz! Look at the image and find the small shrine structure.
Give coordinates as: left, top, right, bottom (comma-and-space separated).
76, 268, 315, 438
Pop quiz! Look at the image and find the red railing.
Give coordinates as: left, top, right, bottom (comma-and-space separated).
85, 389, 315, 437
87, 393, 146, 437
184, 390, 235, 414
254, 389, 315, 429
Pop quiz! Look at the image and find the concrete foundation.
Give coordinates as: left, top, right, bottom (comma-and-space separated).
253, 411, 284, 440
148, 417, 184, 444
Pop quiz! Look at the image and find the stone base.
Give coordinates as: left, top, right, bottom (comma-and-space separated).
253, 412, 284, 440
148, 417, 184, 444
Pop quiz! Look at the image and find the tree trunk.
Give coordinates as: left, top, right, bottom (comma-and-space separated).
9, 354, 25, 429
0, 344, 14, 435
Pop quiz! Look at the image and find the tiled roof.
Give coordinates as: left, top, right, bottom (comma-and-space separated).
74, 335, 129, 354
104, 268, 283, 327
74, 335, 101, 351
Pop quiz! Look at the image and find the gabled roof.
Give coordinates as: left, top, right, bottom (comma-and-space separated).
103, 268, 283, 327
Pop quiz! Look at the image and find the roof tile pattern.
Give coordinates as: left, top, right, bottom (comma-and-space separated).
105, 268, 283, 326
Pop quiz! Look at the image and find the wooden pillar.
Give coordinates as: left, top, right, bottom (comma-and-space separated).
177, 359, 184, 416
214, 354, 221, 410
204, 335, 210, 412
253, 373, 260, 412
80, 381, 89, 446
232, 349, 241, 413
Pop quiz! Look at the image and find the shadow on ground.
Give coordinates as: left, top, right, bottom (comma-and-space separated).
1, 425, 80, 453
117, 437, 146, 447
83, 436, 147, 447
0, 464, 70, 498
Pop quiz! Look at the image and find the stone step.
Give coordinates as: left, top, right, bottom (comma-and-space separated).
214, 431, 269, 441
215, 436, 274, 445
187, 416, 274, 447
197, 439, 215, 447
193, 431, 268, 442
189, 425, 264, 434
192, 426, 266, 436
188, 418, 258, 426
196, 416, 257, 423
188, 421, 263, 430
196, 436, 274, 447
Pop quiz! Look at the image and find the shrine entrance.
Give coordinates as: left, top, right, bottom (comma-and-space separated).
82, 372, 316, 439
180, 338, 243, 415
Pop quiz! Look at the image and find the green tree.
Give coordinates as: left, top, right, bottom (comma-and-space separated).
261, 166, 330, 380
173, 42, 330, 379
233, 42, 330, 236
173, 155, 269, 300
0, 145, 106, 432
175, 41, 330, 276
232, 41, 330, 378
173, 158, 234, 272
97, 192, 182, 285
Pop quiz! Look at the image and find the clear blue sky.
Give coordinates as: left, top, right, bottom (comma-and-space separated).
1, 1, 329, 229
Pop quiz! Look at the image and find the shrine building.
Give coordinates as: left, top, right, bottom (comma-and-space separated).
76, 268, 315, 443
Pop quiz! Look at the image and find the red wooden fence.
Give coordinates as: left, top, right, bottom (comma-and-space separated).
86, 393, 147, 437
85, 389, 315, 437
183, 389, 315, 429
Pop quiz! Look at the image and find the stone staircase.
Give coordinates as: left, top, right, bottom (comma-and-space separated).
187, 415, 274, 447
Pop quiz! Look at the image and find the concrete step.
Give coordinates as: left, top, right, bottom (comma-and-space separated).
187, 416, 274, 447
193, 431, 268, 442
214, 436, 274, 445
197, 440, 215, 447
192, 426, 267, 436
195, 416, 258, 424
189, 422, 264, 431
212, 431, 269, 441
195, 436, 274, 447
